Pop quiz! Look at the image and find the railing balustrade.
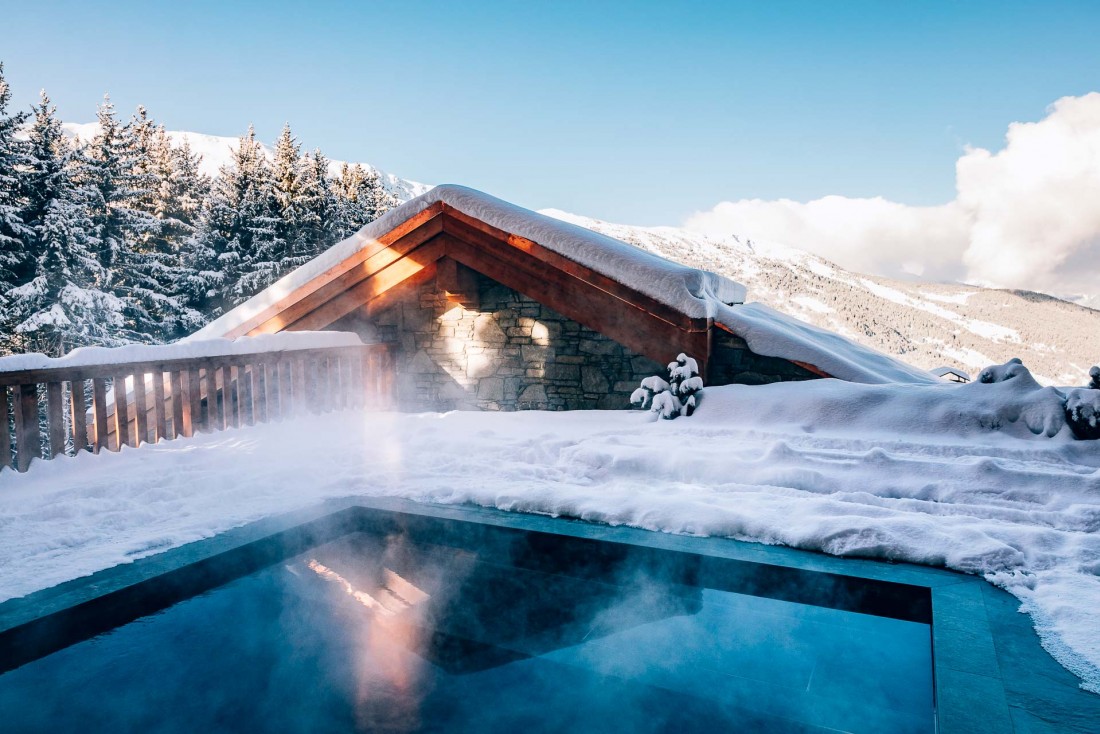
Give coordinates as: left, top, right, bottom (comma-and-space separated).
0, 343, 394, 473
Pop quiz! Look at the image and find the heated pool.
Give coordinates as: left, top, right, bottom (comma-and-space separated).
0, 508, 934, 733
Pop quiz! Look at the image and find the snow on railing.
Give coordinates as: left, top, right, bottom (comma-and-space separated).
0, 339, 394, 473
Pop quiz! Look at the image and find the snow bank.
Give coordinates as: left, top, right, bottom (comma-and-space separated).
1, 368, 1098, 691
716, 302, 939, 384
192, 185, 747, 338
0, 331, 362, 373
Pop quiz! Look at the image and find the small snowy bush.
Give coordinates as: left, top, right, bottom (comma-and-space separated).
630, 353, 703, 419
1065, 389, 1100, 441
1088, 365, 1099, 390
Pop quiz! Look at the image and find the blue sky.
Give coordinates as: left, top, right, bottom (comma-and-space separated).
3, 1, 1099, 225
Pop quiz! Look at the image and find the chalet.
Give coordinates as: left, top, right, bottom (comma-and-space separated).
190, 185, 929, 412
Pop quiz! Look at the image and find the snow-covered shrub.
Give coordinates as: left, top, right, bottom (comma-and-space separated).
1065, 389, 1100, 440
630, 353, 702, 419
1088, 365, 1099, 390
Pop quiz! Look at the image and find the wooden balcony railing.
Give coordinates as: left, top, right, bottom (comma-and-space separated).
0, 343, 394, 474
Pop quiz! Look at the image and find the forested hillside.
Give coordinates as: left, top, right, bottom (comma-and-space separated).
0, 63, 400, 357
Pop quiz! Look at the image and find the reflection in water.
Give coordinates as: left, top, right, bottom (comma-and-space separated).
0, 528, 934, 734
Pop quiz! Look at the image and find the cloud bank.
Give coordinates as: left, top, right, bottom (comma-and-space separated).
685, 93, 1100, 307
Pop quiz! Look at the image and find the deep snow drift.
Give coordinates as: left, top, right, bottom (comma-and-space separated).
1, 368, 1098, 693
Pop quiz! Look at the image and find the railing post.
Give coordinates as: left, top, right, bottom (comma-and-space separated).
70, 379, 89, 454
152, 370, 168, 442
45, 382, 66, 458
132, 372, 148, 447
0, 386, 12, 471
14, 383, 41, 471
91, 378, 109, 453
113, 375, 131, 450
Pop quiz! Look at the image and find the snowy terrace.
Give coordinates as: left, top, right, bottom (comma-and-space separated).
1, 354, 1099, 699
0, 332, 394, 472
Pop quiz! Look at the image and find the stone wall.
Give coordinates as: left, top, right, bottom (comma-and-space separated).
331, 271, 666, 411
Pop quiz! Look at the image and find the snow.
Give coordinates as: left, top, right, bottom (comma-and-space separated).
716, 302, 939, 384
192, 185, 749, 339
0, 331, 362, 373
1, 366, 1098, 691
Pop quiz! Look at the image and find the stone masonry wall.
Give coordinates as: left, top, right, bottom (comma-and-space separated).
332, 271, 666, 411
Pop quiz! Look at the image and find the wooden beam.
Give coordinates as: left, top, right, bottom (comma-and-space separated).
286, 239, 445, 332
442, 205, 700, 331
437, 256, 479, 309
442, 233, 708, 365
13, 384, 40, 471
235, 205, 445, 338
45, 382, 65, 458
0, 387, 11, 470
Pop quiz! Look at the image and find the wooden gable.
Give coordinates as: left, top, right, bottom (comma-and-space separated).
217, 202, 715, 372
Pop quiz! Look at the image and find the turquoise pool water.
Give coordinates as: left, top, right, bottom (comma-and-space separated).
0, 531, 933, 733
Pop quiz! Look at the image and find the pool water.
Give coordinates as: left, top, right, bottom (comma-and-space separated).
0, 530, 933, 733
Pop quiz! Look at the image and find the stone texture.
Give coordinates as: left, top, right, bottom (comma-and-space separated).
327, 269, 813, 412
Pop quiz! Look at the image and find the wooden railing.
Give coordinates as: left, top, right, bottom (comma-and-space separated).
0, 343, 394, 473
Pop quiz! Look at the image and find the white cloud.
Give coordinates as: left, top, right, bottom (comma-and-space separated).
685, 93, 1100, 307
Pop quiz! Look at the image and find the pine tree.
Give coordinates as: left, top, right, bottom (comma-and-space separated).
0, 63, 31, 296
270, 123, 309, 270
5, 92, 124, 354
186, 125, 279, 312
334, 162, 397, 239
297, 149, 338, 257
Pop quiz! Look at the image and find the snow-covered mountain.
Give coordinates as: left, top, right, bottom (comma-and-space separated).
542, 210, 1100, 387
60, 122, 431, 203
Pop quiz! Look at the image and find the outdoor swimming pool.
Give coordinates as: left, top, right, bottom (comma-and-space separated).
0, 507, 933, 733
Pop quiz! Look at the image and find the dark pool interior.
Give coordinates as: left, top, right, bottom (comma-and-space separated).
0, 516, 934, 733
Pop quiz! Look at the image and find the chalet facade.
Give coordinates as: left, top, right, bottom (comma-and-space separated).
192, 186, 826, 411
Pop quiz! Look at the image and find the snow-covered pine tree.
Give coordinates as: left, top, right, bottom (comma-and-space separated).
79, 96, 169, 342
0, 63, 31, 300
271, 123, 309, 270
334, 162, 397, 239
186, 126, 280, 312
297, 149, 338, 258
6, 92, 125, 354
668, 353, 703, 415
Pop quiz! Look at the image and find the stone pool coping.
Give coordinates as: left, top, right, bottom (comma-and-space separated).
1, 496, 1096, 733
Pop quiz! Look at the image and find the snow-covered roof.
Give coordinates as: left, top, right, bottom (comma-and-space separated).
715, 302, 938, 385
192, 185, 748, 340
190, 185, 935, 386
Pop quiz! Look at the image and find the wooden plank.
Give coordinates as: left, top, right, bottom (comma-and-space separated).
92, 378, 109, 452
254, 362, 268, 424
70, 380, 88, 453
292, 358, 306, 416
339, 356, 353, 410
13, 384, 40, 471
227, 366, 241, 428
113, 376, 131, 450
187, 368, 202, 435
45, 382, 66, 458
132, 372, 148, 447
170, 371, 187, 438
215, 366, 228, 430
285, 239, 445, 332
152, 371, 168, 442
266, 362, 281, 421
0, 386, 11, 470
201, 367, 216, 432
239, 364, 254, 426
248, 213, 445, 336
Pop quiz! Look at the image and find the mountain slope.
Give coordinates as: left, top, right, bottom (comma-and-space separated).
60, 122, 431, 202
542, 210, 1099, 386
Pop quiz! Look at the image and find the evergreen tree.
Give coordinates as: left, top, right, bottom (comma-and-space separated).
4, 92, 124, 354
0, 63, 31, 295
270, 123, 308, 269
297, 149, 338, 257
334, 162, 397, 239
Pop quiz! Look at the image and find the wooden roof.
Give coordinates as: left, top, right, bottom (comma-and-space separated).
214, 200, 717, 366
